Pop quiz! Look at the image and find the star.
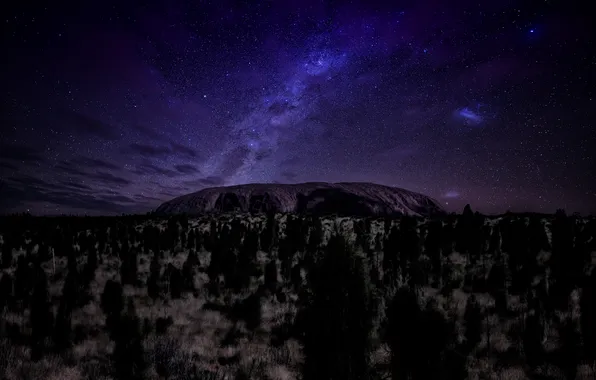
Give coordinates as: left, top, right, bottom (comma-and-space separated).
0, 0, 593, 215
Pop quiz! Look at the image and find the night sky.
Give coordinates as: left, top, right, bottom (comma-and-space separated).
1, 0, 594, 216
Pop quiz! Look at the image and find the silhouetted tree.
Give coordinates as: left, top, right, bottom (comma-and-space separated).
147, 252, 161, 301
285, 215, 306, 254
550, 210, 578, 309
290, 263, 302, 290
354, 219, 369, 251
166, 263, 184, 299
383, 226, 400, 285
528, 218, 550, 254
101, 279, 124, 335
194, 227, 202, 250
278, 237, 294, 266
417, 299, 454, 379
307, 217, 323, 254
167, 217, 181, 249
1, 242, 13, 269
280, 246, 293, 283
523, 312, 544, 371
112, 298, 145, 380
0, 273, 13, 312
455, 204, 475, 257
488, 224, 502, 257
558, 318, 579, 380
302, 235, 373, 380
397, 216, 421, 279
384, 218, 392, 237
441, 219, 455, 258
155, 316, 173, 335
487, 260, 508, 316
464, 294, 483, 352
182, 250, 198, 293
29, 264, 53, 360
82, 248, 98, 287
14, 254, 31, 301
385, 287, 421, 380
232, 231, 259, 292
233, 293, 262, 331
374, 233, 383, 254
180, 226, 187, 248
229, 218, 245, 248
187, 228, 195, 250
369, 265, 381, 288
120, 249, 138, 286
506, 219, 535, 295
581, 270, 596, 374
53, 295, 73, 351
264, 259, 278, 294
425, 220, 443, 287
207, 241, 224, 282
241, 228, 259, 264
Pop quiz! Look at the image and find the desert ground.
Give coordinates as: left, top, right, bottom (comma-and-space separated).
0, 208, 595, 380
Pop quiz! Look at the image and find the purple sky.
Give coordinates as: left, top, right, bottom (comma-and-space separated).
1, 0, 594, 215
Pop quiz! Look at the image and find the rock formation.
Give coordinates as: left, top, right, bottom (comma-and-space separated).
155, 182, 445, 217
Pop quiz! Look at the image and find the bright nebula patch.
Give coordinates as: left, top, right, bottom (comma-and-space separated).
303, 50, 348, 76
453, 102, 495, 127
443, 190, 460, 199
202, 46, 350, 185
456, 107, 484, 125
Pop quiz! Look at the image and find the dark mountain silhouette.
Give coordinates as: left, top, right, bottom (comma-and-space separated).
155, 182, 445, 217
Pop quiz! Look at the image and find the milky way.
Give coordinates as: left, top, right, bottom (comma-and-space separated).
1, 0, 594, 215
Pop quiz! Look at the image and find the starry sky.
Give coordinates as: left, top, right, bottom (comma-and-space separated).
1, 0, 595, 216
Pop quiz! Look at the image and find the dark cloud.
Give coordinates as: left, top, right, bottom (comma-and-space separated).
97, 194, 136, 203
200, 176, 225, 186
159, 191, 178, 198
0, 181, 134, 214
268, 101, 292, 115
218, 146, 250, 176
4, 176, 52, 195
74, 156, 121, 171
154, 182, 187, 193
87, 171, 132, 186
131, 125, 200, 159
0, 170, 154, 215
255, 148, 274, 162
170, 141, 199, 158
279, 156, 301, 168
128, 143, 172, 158
0, 145, 46, 163
132, 162, 179, 177
59, 180, 93, 191
5, 175, 104, 201
183, 176, 225, 187
0, 162, 18, 170
55, 161, 130, 186
61, 110, 122, 141
174, 163, 199, 174
127, 142, 199, 159
132, 124, 165, 140
55, 161, 88, 177
133, 193, 164, 202
280, 171, 298, 181
4, 173, 131, 208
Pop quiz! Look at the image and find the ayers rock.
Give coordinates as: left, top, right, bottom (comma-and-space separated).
155, 182, 445, 217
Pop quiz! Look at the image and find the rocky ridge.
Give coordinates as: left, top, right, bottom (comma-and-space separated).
155, 182, 445, 217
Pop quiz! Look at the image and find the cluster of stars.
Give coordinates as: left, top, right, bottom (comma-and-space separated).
0, 0, 594, 215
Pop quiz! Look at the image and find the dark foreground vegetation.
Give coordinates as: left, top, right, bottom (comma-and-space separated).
0, 206, 595, 379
